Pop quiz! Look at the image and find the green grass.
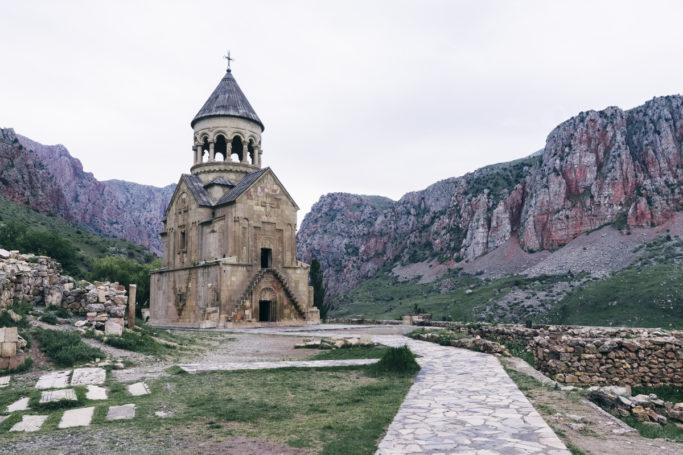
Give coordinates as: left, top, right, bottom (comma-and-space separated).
308, 345, 389, 360
103, 329, 171, 355
39, 312, 59, 325
0, 194, 157, 276
621, 415, 683, 442
32, 328, 104, 367
549, 263, 683, 328
631, 385, 683, 403
1, 365, 416, 454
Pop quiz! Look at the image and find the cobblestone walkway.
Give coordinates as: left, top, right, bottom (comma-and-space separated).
372, 335, 570, 455
178, 358, 378, 373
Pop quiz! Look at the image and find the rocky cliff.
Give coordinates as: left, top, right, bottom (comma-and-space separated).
297, 95, 683, 296
0, 129, 174, 254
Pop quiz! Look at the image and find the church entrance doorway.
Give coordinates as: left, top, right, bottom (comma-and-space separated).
259, 300, 271, 322
261, 248, 272, 268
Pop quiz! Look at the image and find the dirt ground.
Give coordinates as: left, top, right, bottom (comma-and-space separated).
501, 357, 683, 455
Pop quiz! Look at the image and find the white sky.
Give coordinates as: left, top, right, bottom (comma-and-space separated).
2, 1, 682, 221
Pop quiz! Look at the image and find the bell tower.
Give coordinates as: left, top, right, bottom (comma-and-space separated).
190, 55, 265, 184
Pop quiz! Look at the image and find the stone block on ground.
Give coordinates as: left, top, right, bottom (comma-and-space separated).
10, 415, 47, 432
0, 375, 10, 387
104, 320, 123, 336
0, 414, 8, 424
85, 385, 108, 400
58, 406, 94, 429
106, 404, 136, 420
39, 388, 77, 404
35, 370, 71, 389
0, 327, 18, 343
155, 410, 173, 418
1, 342, 17, 358
71, 367, 106, 386
127, 382, 150, 396
7, 397, 30, 412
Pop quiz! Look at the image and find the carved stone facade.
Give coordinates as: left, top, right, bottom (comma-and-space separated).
149, 66, 319, 328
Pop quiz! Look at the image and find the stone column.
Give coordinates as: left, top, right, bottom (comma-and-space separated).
226, 142, 232, 161
195, 145, 202, 164
209, 142, 215, 162
257, 148, 263, 167
128, 284, 137, 328
241, 142, 248, 163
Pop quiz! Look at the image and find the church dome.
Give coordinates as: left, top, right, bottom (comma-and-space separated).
191, 69, 264, 131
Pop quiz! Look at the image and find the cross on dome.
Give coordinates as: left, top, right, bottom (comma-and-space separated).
223, 51, 235, 71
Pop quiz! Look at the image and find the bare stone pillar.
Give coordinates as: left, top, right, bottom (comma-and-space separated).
195, 145, 202, 164
226, 142, 232, 161
128, 284, 137, 328
257, 148, 263, 167
241, 142, 248, 163
209, 142, 215, 161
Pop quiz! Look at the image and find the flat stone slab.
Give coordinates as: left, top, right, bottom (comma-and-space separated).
10, 415, 47, 432
35, 370, 71, 390
0, 415, 9, 424
71, 367, 106, 385
0, 376, 10, 387
106, 404, 136, 420
58, 406, 94, 429
178, 358, 378, 373
127, 382, 150, 396
155, 410, 173, 418
39, 388, 77, 404
86, 385, 108, 400
7, 397, 30, 412
372, 335, 571, 455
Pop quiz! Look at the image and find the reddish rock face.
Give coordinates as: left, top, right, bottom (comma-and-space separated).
0, 129, 174, 254
298, 96, 683, 296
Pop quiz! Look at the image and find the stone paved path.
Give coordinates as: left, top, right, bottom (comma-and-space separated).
178, 358, 378, 373
372, 335, 570, 455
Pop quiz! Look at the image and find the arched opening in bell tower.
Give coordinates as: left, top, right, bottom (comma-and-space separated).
214, 135, 227, 161
248, 140, 255, 165
201, 137, 210, 163
231, 136, 243, 162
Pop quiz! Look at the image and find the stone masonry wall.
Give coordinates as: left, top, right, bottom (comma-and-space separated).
0, 250, 128, 332
334, 318, 683, 387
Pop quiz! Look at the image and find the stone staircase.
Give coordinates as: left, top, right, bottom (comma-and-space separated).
235, 268, 306, 318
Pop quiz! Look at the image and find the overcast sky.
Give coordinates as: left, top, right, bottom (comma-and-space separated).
2, 1, 682, 221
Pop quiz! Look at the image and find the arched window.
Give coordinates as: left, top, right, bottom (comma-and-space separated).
248, 140, 255, 164
231, 136, 243, 162
214, 135, 227, 161
201, 138, 210, 163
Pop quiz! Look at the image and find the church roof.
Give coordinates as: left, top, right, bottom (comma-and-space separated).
215, 167, 269, 206
181, 174, 214, 207
191, 70, 264, 131
204, 177, 235, 187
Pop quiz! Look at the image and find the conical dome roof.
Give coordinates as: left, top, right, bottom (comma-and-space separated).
191, 70, 264, 131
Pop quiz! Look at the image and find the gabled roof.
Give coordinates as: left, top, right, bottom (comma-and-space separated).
204, 177, 234, 188
191, 70, 264, 131
180, 174, 213, 207
215, 167, 269, 206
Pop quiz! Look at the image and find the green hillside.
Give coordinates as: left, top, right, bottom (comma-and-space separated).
0, 195, 157, 277
331, 234, 683, 329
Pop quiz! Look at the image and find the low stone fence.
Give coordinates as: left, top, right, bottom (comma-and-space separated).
328, 317, 683, 387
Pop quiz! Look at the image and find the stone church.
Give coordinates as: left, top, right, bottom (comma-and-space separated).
149, 62, 319, 328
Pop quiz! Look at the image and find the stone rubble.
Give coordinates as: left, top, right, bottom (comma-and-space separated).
588, 385, 683, 427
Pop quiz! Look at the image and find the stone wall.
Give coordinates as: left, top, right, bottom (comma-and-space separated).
0, 250, 129, 333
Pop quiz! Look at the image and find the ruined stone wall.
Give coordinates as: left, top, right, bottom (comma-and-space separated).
0, 327, 26, 370
0, 250, 67, 308
0, 250, 129, 332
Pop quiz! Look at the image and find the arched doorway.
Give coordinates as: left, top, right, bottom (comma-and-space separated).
258, 287, 277, 322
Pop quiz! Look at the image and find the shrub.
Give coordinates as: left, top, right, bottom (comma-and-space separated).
39, 313, 58, 325
33, 328, 104, 367
370, 345, 420, 375
46, 305, 70, 318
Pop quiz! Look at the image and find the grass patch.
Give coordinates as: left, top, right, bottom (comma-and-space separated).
32, 327, 104, 367
621, 415, 683, 442
39, 312, 59, 325
308, 345, 388, 360
30, 385, 87, 411
369, 346, 420, 376
631, 385, 683, 403
104, 330, 168, 355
